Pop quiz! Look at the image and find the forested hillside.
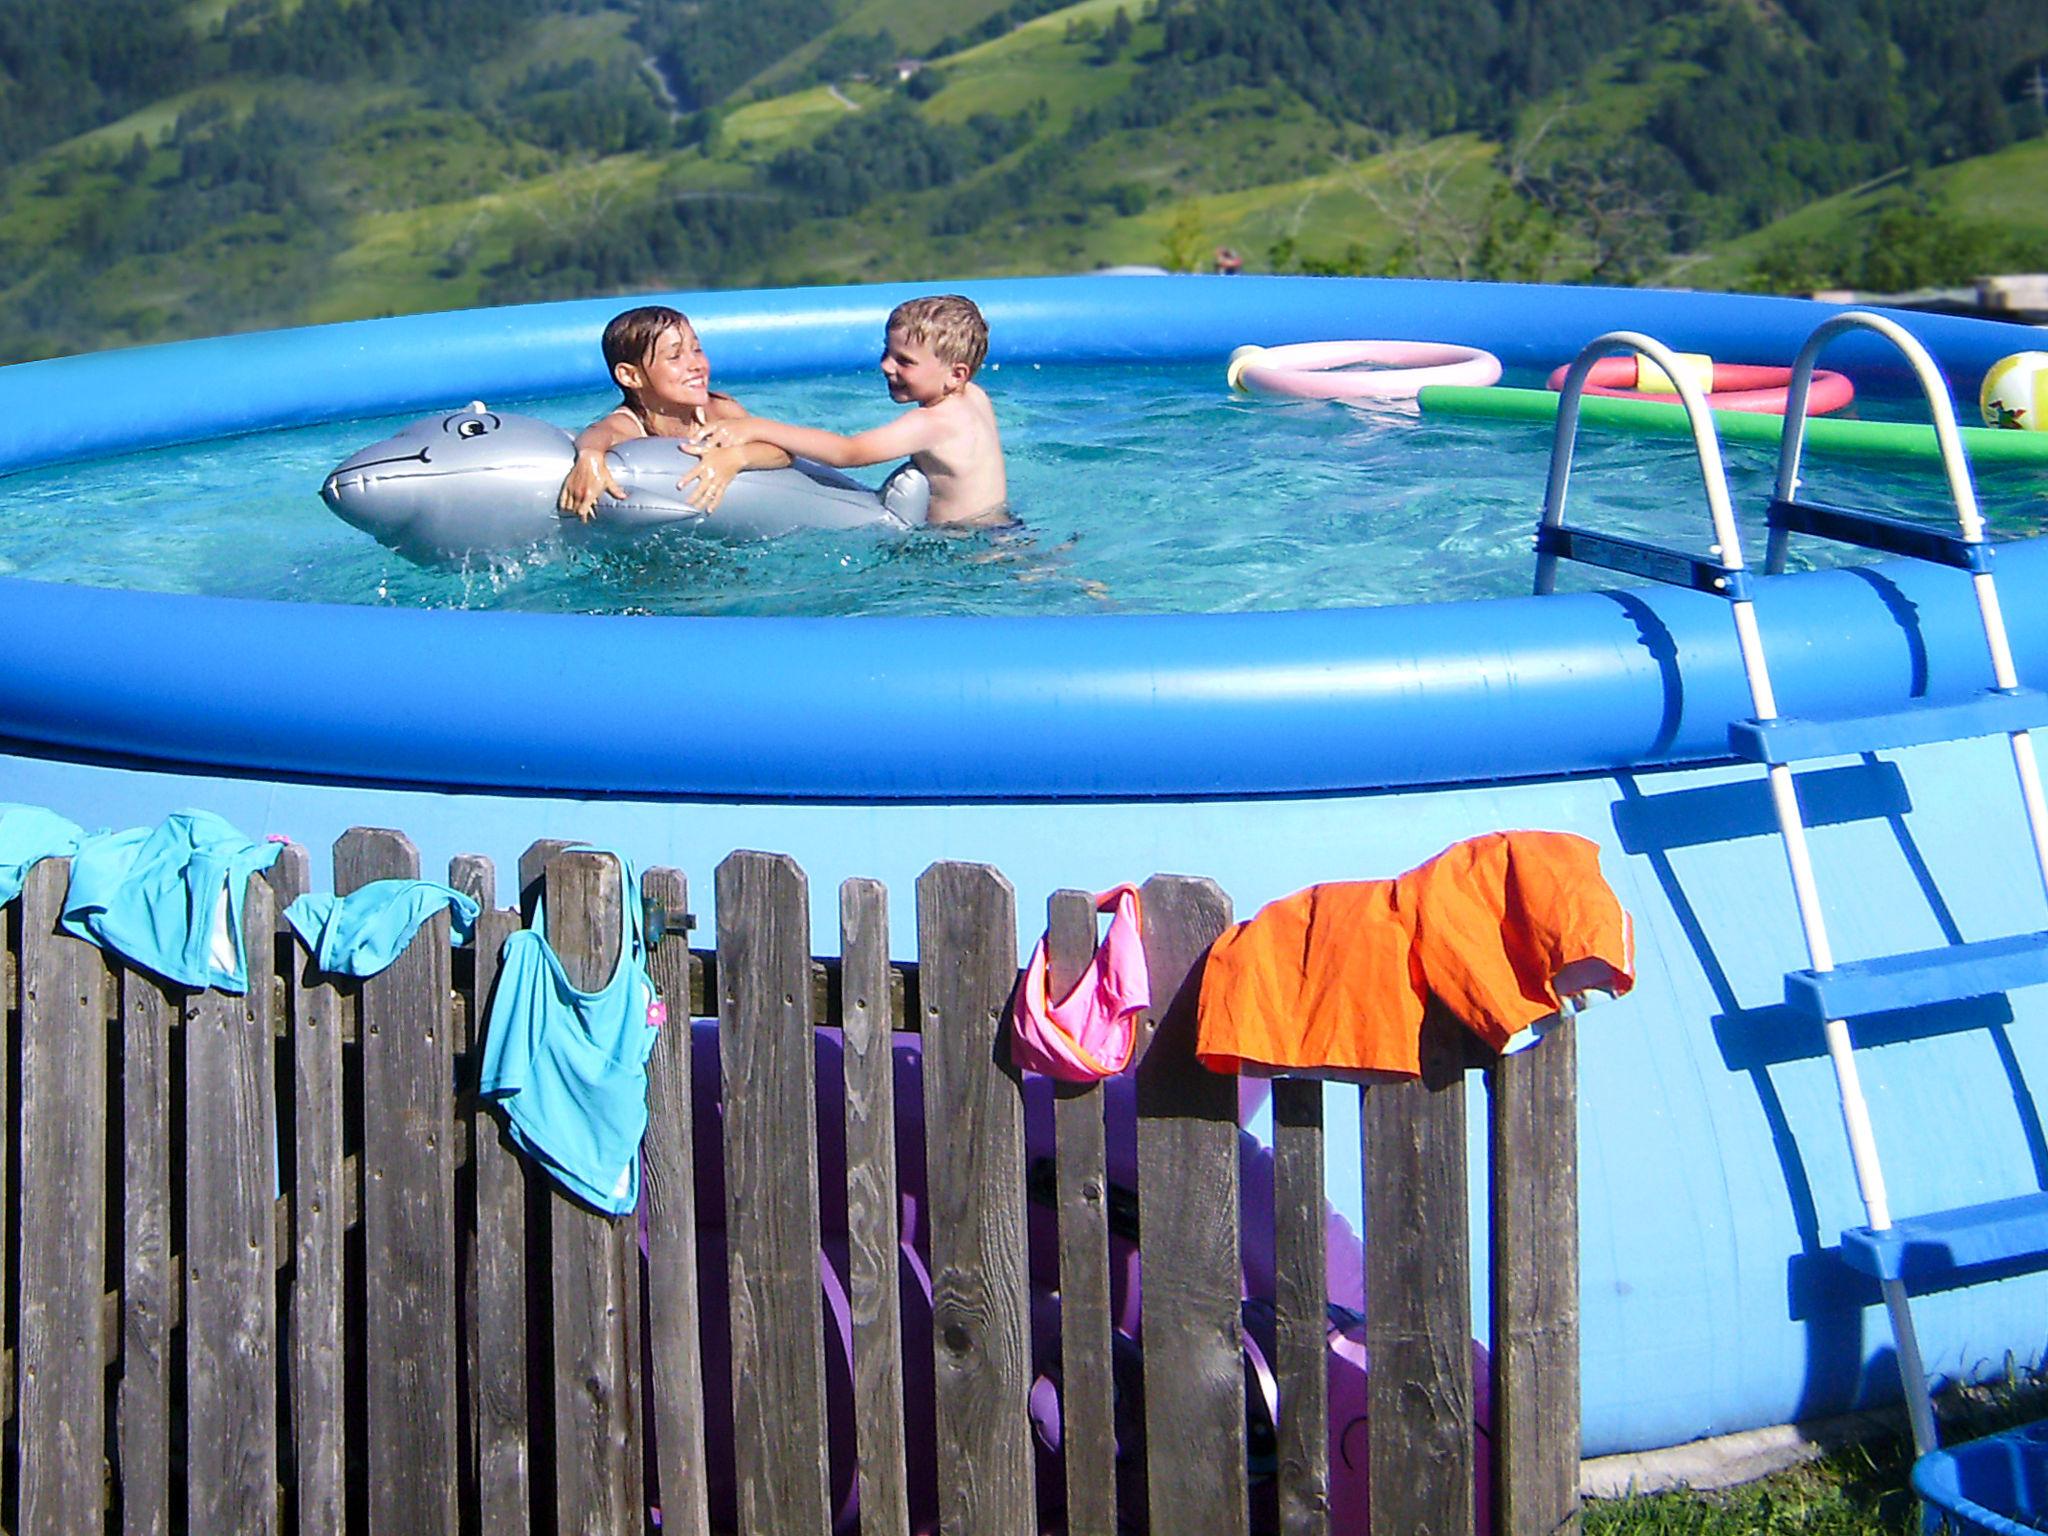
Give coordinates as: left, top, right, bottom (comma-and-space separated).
0, 0, 2042, 362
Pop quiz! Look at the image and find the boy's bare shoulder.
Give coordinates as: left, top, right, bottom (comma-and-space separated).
964, 381, 1000, 424
932, 386, 995, 425
912, 394, 976, 445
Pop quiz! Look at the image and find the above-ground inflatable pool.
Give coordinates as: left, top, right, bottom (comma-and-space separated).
4, 274, 2048, 1462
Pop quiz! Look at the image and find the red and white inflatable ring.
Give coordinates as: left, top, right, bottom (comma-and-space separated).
1544, 356, 1856, 415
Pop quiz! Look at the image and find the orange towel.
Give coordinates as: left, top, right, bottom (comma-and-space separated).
1196, 830, 1633, 1078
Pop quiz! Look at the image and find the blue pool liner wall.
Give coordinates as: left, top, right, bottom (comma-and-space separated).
0, 275, 2043, 799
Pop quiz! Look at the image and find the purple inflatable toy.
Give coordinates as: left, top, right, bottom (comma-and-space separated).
664, 1022, 1494, 1534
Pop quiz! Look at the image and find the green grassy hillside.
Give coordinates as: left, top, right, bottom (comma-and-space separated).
0, 0, 2042, 363
742, 0, 1026, 98
1679, 136, 2048, 295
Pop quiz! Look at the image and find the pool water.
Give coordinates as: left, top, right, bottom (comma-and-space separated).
2, 360, 2041, 617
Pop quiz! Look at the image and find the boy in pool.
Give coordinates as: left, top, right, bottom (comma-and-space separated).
688, 294, 1009, 529
556, 305, 790, 520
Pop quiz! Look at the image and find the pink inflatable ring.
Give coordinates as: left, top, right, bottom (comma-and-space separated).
1227, 339, 1504, 400
1544, 355, 1857, 415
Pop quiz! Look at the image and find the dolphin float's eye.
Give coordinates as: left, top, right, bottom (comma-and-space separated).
457, 419, 488, 438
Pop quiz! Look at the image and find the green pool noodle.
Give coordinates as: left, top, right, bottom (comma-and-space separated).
1416, 384, 2048, 466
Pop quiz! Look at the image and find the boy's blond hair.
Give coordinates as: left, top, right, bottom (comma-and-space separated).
888, 295, 989, 378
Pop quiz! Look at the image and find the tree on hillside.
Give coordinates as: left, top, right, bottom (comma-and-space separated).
0, 0, 200, 162
768, 103, 1034, 216
1349, 142, 1491, 279
1160, 204, 1207, 272
1745, 184, 2031, 295
633, 0, 832, 111
1093, 10, 1135, 64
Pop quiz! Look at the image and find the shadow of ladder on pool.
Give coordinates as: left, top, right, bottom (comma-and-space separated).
1533, 312, 2048, 1530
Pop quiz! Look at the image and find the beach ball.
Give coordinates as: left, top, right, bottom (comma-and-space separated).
1981, 352, 2048, 431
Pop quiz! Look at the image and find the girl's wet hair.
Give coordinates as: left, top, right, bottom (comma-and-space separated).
602, 306, 691, 380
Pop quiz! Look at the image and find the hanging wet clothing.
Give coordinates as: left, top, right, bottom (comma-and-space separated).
476, 849, 661, 1216
0, 803, 86, 906
285, 879, 480, 978
1010, 884, 1150, 1081
1196, 829, 1634, 1078
61, 809, 282, 993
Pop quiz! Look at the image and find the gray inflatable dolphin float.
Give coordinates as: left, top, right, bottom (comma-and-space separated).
320, 403, 924, 564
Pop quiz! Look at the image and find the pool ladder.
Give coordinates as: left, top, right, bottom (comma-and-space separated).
1534, 313, 2048, 1470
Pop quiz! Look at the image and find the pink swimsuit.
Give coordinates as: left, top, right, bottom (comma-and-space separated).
1010, 884, 1150, 1081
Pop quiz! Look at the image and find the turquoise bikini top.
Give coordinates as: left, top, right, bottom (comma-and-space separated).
476, 850, 660, 1216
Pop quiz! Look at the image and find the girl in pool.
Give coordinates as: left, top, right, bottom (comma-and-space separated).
555, 306, 791, 520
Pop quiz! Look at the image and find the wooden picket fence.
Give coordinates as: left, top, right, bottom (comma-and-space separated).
0, 827, 1582, 1536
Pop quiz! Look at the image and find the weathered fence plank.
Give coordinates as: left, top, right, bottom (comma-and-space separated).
1491, 1018, 1582, 1536
0, 885, 13, 1444
546, 849, 641, 1536
469, 899, 532, 1535
1135, 874, 1247, 1536
18, 860, 112, 1535
643, 866, 712, 1536
720, 851, 833, 1536
840, 877, 911, 1536
1273, 1077, 1332, 1536
184, 874, 279, 1536
336, 828, 458, 1536
1364, 1004, 1475, 1536
455, 853, 532, 1536
271, 843, 348, 1536
513, 838, 570, 1530
1049, 888, 1118, 1536
918, 861, 1034, 1536
519, 839, 577, 923
119, 958, 177, 1536
447, 857, 491, 1073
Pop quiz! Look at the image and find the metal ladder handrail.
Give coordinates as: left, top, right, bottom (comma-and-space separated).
1765, 309, 2048, 909
1534, 330, 1751, 603
1768, 309, 1988, 569
1757, 309, 2048, 1460
1532, 326, 1937, 1453
1533, 330, 1805, 806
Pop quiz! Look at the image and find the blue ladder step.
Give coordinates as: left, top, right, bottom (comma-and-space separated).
1841, 1192, 2048, 1283
1785, 932, 2048, 1022
1729, 688, 2048, 765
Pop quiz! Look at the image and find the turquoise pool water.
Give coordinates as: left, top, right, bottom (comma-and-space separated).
2, 360, 2040, 616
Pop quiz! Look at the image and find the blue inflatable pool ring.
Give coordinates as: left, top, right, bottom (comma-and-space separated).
321, 403, 927, 562
2, 274, 2042, 798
